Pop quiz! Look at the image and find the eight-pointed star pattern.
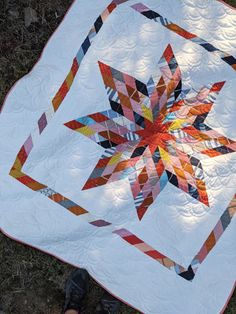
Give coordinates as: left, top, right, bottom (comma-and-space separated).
65, 44, 236, 220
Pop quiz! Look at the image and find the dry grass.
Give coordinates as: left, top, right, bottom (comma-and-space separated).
0, 0, 235, 313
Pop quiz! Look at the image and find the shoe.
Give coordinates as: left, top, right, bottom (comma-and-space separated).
63, 268, 89, 313
95, 291, 121, 314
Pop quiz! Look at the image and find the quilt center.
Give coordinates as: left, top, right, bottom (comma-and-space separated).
65, 44, 236, 221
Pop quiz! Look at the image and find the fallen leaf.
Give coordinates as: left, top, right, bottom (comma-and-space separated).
24, 7, 38, 27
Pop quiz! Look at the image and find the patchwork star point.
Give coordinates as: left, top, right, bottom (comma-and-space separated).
65, 44, 236, 220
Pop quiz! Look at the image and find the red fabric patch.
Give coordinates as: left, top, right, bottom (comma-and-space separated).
146, 250, 166, 260
71, 58, 79, 76
91, 113, 109, 123
59, 81, 69, 99
210, 81, 225, 92
64, 120, 83, 130
123, 235, 143, 245
107, 3, 117, 13
167, 23, 196, 39
17, 146, 28, 165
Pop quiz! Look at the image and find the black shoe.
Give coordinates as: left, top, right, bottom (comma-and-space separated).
95, 292, 121, 314
63, 268, 89, 313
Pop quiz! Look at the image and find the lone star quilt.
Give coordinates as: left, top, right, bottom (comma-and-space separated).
0, 0, 236, 313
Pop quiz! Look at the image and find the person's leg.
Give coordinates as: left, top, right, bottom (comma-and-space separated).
95, 291, 121, 314
63, 268, 120, 314
63, 269, 89, 314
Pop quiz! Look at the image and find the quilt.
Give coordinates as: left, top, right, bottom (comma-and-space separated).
0, 0, 236, 313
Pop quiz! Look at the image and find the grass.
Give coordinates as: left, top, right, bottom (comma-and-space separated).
0, 0, 235, 313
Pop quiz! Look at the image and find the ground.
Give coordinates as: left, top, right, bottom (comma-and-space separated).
0, 0, 235, 313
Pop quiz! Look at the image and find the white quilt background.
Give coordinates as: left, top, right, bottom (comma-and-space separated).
0, 0, 236, 313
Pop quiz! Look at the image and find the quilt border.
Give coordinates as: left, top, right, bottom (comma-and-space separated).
5, 0, 236, 283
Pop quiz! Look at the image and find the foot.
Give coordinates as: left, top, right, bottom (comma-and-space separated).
63, 268, 89, 313
95, 292, 121, 314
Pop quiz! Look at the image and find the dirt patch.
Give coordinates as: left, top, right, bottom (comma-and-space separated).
0, 0, 235, 313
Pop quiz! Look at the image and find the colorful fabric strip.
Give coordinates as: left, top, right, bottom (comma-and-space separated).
114, 194, 236, 281
131, 3, 236, 72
